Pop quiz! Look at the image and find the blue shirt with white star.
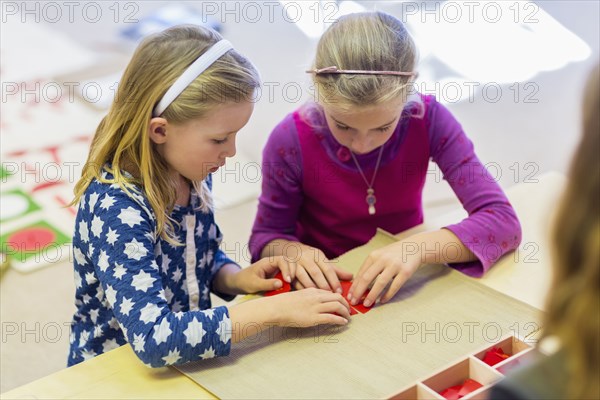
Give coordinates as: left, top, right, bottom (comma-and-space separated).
68, 171, 237, 367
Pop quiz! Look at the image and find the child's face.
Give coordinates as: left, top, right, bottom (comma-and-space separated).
150, 100, 254, 181
322, 98, 405, 154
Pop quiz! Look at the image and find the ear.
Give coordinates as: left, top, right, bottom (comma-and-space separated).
148, 117, 168, 144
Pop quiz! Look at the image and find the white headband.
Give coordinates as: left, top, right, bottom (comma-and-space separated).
152, 39, 234, 117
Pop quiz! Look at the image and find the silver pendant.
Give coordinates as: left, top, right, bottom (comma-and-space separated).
366, 188, 376, 215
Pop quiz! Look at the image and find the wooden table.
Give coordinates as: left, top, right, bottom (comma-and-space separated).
2, 172, 565, 399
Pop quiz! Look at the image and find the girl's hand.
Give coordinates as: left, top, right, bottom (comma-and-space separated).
284, 243, 353, 293
267, 288, 351, 327
228, 287, 351, 343
232, 256, 295, 294
347, 241, 421, 308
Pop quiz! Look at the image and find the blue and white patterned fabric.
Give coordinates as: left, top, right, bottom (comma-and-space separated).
68, 170, 238, 367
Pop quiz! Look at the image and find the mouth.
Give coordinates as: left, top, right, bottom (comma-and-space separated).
209, 162, 225, 173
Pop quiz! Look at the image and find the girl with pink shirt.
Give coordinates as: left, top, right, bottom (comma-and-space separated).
250, 11, 521, 309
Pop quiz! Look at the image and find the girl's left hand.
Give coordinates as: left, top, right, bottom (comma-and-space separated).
232, 256, 293, 294
347, 241, 421, 307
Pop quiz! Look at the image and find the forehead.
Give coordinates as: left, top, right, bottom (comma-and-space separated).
324, 99, 404, 125
177, 101, 254, 132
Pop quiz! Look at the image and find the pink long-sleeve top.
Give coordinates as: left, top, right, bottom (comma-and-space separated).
250, 95, 521, 277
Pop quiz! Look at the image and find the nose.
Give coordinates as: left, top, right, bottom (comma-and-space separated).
226, 138, 237, 158
350, 137, 372, 155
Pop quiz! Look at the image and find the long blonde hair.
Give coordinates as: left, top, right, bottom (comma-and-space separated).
310, 11, 420, 111
543, 64, 599, 399
72, 25, 260, 244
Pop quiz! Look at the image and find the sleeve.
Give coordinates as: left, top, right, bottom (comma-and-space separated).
249, 113, 305, 262
427, 98, 522, 277
89, 189, 232, 367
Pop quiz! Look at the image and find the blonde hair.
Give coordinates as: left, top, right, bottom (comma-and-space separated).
310, 11, 419, 111
72, 25, 260, 244
543, 64, 599, 399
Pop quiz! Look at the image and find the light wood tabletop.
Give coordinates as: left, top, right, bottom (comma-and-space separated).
1, 172, 565, 399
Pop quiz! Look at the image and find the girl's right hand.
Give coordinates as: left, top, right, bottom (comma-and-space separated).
268, 288, 351, 327
282, 243, 353, 293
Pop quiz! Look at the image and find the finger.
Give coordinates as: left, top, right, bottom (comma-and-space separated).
318, 259, 342, 293
303, 261, 331, 290
349, 254, 375, 299
319, 299, 352, 319
316, 291, 351, 311
349, 261, 385, 305
272, 256, 292, 283
295, 266, 316, 289
256, 278, 283, 294
288, 260, 297, 282
256, 256, 289, 282
293, 280, 305, 291
332, 265, 353, 281
315, 313, 349, 326
363, 267, 396, 307
380, 270, 411, 303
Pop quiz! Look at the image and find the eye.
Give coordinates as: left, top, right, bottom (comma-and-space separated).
377, 126, 392, 132
212, 138, 228, 144
336, 124, 350, 131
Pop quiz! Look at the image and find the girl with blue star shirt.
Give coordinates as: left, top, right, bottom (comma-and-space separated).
68, 25, 351, 368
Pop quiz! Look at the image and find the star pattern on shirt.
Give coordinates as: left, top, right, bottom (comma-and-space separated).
208, 224, 217, 240
69, 173, 236, 368
74, 272, 83, 289
79, 221, 90, 243
118, 206, 144, 228
108, 317, 120, 330
139, 303, 161, 324
162, 348, 182, 365
152, 318, 173, 345
105, 284, 117, 306
119, 297, 135, 316
113, 263, 126, 280
196, 222, 204, 237
161, 254, 171, 274
99, 194, 116, 210
131, 270, 155, 292
85, 272, 97, 285
171, 267, 183, 283
90, 215, 104, 238
106, 228, 119, 245
217, 315, 231, 344
79, 329, 90, 347
88, 192, 100, 211
81, 349, 97, 361
199, 346, 216, 360
74, 247, 87, 266
97, 250, 110, 272
124, 238, 148, 261
183, 317, 206, 347
87, 243, 95, 258
132, 333, 145, 353
89, 308, 100, 324
93, 325, 103, 338
102, 338, 120, 353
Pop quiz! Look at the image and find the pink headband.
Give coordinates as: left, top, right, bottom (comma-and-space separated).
306, 66, 415, 77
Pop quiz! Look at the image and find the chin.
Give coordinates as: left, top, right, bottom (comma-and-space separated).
183, 172, 208, 182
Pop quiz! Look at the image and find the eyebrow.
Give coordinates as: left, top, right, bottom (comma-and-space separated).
215, 131, 237, 137
330, 115, 397, 130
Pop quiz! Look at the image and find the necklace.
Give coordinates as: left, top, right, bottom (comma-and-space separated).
349, 144, 384, 215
